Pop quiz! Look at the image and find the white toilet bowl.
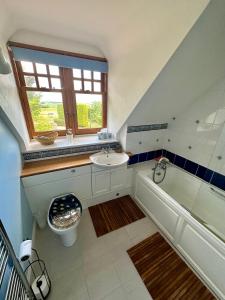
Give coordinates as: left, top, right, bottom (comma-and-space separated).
47, 193, 82, 247
48, 218, 80, 247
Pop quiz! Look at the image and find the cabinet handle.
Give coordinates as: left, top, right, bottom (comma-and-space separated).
71, 169, 76, 173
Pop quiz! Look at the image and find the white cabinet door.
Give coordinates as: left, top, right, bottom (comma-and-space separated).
24, 173, 91, 227
22, 165, 91, 187
92, 170, 110, 197
111, 167, 132, 191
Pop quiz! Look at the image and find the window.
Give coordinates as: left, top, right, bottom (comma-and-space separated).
8, 42, 108, 138
72, 68, 105, 134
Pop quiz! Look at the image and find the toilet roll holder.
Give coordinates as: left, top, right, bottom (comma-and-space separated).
24, 248, 51, 300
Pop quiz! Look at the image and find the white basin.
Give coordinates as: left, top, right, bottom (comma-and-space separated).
90, 151, 129, 168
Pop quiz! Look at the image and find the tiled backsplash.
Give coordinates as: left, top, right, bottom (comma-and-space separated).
127, 123, 168, 133
128, 149, 163, 165
128, 149, 225, 192
23, 141, 121, 161
164, 77, 225, 173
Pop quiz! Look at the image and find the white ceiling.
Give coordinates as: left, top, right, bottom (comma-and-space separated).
3, 0, 146, 51
2, 0, 208, 57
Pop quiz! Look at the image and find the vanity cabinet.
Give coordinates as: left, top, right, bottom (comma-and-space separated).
22, 165, 92, 228
91, 166, 133, 199
92, 170, 111, 196
111, 168, 130, 191
22, 164, 133, 227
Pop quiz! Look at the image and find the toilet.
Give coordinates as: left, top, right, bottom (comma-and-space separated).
47, 193, 82, 247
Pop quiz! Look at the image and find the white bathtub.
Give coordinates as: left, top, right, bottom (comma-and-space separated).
134, 161, 225, 299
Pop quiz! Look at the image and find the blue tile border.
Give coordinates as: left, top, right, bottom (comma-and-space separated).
128, 150, 163, 165
211, 172, 225, 190
128, 148, 225, 192
23, 142, 121, 161
127, 123, 168, 133
174, 155, 186, 168
184, 160, 198, 175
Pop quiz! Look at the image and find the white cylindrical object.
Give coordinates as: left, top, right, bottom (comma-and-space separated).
19, 240, 32, 262
60, 227, 77, 247
32, 275, 50, 300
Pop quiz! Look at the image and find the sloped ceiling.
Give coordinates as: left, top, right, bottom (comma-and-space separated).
2, 0, 209, 134
127, 0, 225, 127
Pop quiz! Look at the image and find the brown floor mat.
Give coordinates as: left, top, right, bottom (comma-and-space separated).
127, 232, 215, 300
88, 195, 145, 237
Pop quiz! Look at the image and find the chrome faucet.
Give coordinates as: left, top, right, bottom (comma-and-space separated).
102, 145, 112, 154
158, 157, 169, 165
152, 157, 169, 170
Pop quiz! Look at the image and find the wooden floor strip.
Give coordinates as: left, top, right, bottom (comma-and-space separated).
88, 195, 145, 237
127, 232, 215, 300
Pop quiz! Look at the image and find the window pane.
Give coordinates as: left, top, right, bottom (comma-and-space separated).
73, 68, 81, 78
27, 91, 65, 131
74, 80, 82, 91
24, 76, 36, 88
36, 63, 47, 74
94, 82, 101, 92
75, 93, 102, 129
49, 65, 59, 75
84, 81, 92, 91
38, 77, 49, 88
51, 78, 61, 89
21, 61, 34, 73
93, 71, 101, 80
83, 70, 91, 79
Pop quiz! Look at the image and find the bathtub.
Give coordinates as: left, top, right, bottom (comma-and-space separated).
133, 161, 225, 299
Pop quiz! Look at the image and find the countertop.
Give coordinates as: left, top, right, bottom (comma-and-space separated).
21, 154, 93, 177
21, 152, 132, 177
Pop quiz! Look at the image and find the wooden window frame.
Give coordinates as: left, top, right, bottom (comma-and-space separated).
7, 41, 108, 139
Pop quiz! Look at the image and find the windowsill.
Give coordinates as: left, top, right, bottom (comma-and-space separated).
25, 134, 118, 153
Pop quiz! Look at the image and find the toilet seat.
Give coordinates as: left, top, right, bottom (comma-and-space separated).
48, 193, 82, 230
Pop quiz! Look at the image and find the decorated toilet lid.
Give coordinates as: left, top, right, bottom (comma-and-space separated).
49, 193, 82, 229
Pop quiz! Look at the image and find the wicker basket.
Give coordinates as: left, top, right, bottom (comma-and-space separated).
35, 131, 58, 145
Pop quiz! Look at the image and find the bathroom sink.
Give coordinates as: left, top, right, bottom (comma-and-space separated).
90, 151, 129, 168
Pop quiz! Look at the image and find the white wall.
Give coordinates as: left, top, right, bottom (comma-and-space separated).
166, 77, 225, 168
120, 0, 225, 170
0, 116, 33, 254
0, 0, 29, 146
107, 0, 209, 134
125, 129, 165, 155
208, 123, 225, 175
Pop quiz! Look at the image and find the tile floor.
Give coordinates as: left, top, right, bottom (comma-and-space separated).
35, 208, 158, 300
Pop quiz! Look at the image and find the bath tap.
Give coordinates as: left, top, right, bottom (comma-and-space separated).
158, 157, 169, 164
152, 157, 169, 184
